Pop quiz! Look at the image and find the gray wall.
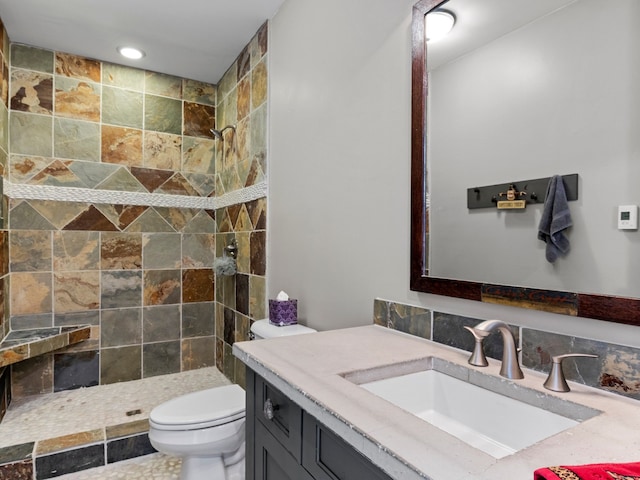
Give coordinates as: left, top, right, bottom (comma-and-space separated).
267, 0, 640, 348
429, 0, 640, 297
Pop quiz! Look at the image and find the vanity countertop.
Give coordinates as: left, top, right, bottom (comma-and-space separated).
233, 325, 640, 480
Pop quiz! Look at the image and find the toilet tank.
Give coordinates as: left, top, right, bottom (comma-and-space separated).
250, 319, 317, 340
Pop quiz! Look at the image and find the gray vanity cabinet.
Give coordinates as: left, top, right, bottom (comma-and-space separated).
301, 411, 395, 480
254, 421, 314, 480
246, 368, 393, 480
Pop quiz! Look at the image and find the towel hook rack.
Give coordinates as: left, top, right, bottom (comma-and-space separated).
467, 174, 578, 210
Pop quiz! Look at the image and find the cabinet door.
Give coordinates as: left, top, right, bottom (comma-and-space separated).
254, 372, 303, 462
302, 413, 393, 480
255, 420, 314, 480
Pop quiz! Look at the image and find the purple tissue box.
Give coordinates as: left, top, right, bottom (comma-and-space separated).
269, 299, 298, 326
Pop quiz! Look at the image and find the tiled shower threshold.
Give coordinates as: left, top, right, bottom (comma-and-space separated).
0, 366, 230, 479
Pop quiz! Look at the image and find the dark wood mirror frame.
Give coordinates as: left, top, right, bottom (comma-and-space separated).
409, 0, 640, 327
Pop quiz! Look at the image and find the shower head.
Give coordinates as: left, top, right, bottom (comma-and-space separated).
210, 125, 236, 141
210, 129, 223, 141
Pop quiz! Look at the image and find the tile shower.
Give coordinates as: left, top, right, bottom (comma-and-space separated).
0, 18, 268, 404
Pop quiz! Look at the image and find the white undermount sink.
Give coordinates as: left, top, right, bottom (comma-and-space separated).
344, 357, 600, 459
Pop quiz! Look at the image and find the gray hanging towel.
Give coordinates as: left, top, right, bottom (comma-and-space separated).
537, 175, 572, 263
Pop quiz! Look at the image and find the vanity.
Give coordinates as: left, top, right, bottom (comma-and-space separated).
245, 368, 393, 480
233, 325, 640, 479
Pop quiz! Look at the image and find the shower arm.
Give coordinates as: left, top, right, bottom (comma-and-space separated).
210, 125, 236, 140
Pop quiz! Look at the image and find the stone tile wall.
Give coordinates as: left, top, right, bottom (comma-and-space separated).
1, 19, 270, 398
4, 41, 222, 397
0, 19, 10, 420
374, 298, 640, 401
214, 22, 269, 390
2, 25, 240, 402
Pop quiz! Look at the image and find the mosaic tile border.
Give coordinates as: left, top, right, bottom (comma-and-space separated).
6, 181, 267, 210
215, 182, 268, 209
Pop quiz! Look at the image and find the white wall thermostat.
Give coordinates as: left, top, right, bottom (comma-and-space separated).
618, 205, 638, 230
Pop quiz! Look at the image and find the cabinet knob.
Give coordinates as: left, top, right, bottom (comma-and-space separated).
543, 353, 598, 392
263, 398, 279, 420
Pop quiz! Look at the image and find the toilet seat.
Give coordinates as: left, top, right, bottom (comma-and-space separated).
149, 384, 245, 431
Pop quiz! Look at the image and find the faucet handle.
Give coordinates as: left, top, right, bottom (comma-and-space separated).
464, 326, 490, 367
543, 353, 598, 392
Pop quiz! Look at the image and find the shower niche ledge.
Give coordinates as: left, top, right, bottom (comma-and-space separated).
0, 325, 91, 368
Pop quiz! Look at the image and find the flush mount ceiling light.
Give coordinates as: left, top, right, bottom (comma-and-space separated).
117, 46, 145, 60
426, 10, 455, 42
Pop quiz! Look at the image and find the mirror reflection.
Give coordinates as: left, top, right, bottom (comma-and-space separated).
425, 0, 640, 298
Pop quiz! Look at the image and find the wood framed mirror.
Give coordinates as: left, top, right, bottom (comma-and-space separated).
409, 0, 640, 327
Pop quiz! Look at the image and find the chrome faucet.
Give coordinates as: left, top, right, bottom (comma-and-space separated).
464, 320, 524, 379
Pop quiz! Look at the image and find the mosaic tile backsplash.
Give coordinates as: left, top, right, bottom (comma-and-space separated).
0, 20, 269, 398
374, 299, 640, 401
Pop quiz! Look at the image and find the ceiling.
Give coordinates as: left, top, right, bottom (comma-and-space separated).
0, 0, 285, 84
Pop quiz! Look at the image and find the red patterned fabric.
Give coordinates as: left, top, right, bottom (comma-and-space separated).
534, 462, 640, 480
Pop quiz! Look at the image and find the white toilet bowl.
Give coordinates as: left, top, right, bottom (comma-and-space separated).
149, 319, 317, 480
149, 384, 246, 480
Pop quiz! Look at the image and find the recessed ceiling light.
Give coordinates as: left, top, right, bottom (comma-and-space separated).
117, 46, 145, 60
426, 10, 456, 42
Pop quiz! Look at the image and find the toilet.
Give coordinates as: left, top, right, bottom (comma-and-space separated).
148, 319, 316, 480
248, 318, 317, 340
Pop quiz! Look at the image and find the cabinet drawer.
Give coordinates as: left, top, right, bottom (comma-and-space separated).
254, 374, 302, 462
302, 412, 393, 480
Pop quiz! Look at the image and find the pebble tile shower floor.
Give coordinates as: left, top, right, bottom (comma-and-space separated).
0, 367, 230, 478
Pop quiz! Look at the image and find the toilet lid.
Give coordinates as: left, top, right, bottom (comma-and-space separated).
149, 384, 245, 431
251, 319, 317, 338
